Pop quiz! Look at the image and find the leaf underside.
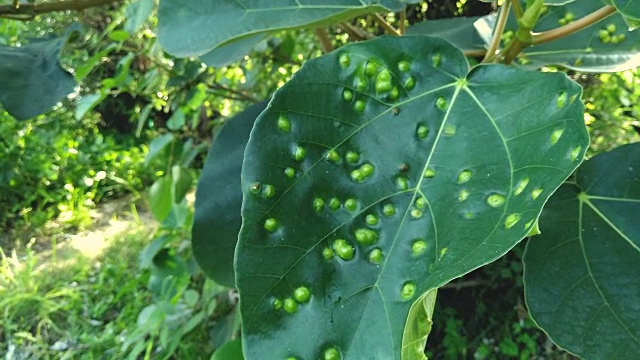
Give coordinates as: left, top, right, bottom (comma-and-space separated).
236, 36, 589, 359
524, 143, 640, 360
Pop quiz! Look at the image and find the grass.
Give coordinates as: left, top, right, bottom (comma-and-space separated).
0, 226, 154, 359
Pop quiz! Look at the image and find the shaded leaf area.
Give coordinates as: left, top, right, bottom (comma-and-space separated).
524, 143, 640, 360
236, 36, 588, 359
158, 0, 412, 57
0, 25, 80, 120
200, 34, 268, 68
192, 101, 269, 287
612, 0, 640, 22
516, 0, 640, 72
406, 16, 486, 52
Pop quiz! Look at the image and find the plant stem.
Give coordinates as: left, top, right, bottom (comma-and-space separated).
372, 13, 401, 36
533, 5, 617, 45
314, 28, 333, 53
511, 0, 523, 20
483, 0, 512, 63
0, 0, 122, 17
399, 8, 406, 34
338, 22, 373, 41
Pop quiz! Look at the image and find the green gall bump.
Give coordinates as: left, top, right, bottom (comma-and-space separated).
458, 190, 469, 202
365, 61, 378, 77
388, 87, 399, 100
346, 151, 360, 163
293, 286, 311, 303
273, 298, 282, 310
355, 76, 367, 92
398, 61, 410, 72
487, 194, 506, 208
264, 218, 278, 232
329, 197, 341, 211
376, 80, 392, 93
361, 163, 374, 177
377, 70, 391, 82
504, 213, 521, 229
284, 167, 296, 179
607, 24, 616, 34
342, 89, 353, 102
283, 298, 297, 314
412, 240, 427, 256
396, 176, 409, 191
324, 347, 341, 360
557, 92, 567, 109
558, 18, 567, 26
339, 54, 350, 68
617, 34, 626, 42
415, 197, 426, 209
278, 115, 291, 132
514, 178, 529, 196
432, 53, 442, 67
351, 169, 365, 182
322, 247, 334, 260
416, 125, 429, 139
551, 128, 564, 145
313, 198, 325, 213
249, 182, 261, 195
263, 184, 276, 198
423, 168, 436, 178
457, 170, 472, 184
354, 100, 365, 112
601, 35, 611, 43
436, 97, 447, 111
531, 188, 543, 200
365, 214, 378, 226
333, 239, 355, 260
369, 248, 383, 264
383, 203, 396, 217
344, 198, 358, 211
464, 212, 474, 219
355, 228, 378, 245
444, 124, 456, 136
439, 247, 448, 258
571, 146, 582, 161
326, 149, 340, 163
401, 282, 416, 300
411, 209, 422, 218
565, 12, 574, 22
404, 76, 416, 90
294, 145, 306, 161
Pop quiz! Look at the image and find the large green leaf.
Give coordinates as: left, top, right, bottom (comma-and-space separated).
200, 34, 268, 68
0, 25, 80, 120
192, 101, 268, 287
235, 36, 589, 359
612, 0, 640, 21
406, 16, 486, 53
523, 143, 640, 359
158, 0, 407, 57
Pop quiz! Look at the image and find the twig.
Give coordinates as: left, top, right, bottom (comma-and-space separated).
314, 28, 333, 53
483, 0, 511, 62
338, 22, 373, 40
0, 0, 122, 17
533, 5, 617, 45
206, 84, 260, 103
399, 8, 406, 34
372, 13, 401, 36
465, 49, 487, 58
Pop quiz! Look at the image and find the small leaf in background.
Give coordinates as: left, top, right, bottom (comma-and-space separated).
191, 101, 268, 288
167, 108, 186, 131
145, 133, 174, 164
236, 36, 589, 358
108, 30, 130, 42
125, 0, 156, 34
211, 338, 244, 360
524, 143, 640, 359
75, 92, 107, 120
149, 176, 173, 222
171, 165, 193, 203
0, 24, 81, 120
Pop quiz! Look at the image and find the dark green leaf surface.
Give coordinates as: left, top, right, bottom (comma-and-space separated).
200, 34, 268, 68
406, 16, 486, 52
149, 176, 173, 222
524, 143, 640, 359
519, 1, 640, 72
236, 36, 588, 359
612, 0, 640, 21
158, 0, 404, 57
192, 102, 268, 287
0, 25, 80, 120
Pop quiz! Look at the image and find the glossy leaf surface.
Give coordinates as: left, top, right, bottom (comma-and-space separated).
192, 102, 268, 287
524, 143, 640, 359
236, 36, 589, 359
406, 16, 486, 53
158, 0, 405, 57
0, 25, 79, 120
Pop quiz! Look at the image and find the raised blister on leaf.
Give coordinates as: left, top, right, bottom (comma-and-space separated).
293, 286, 311, 303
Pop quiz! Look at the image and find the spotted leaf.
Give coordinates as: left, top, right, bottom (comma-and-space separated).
524, 143, 640, 359
236, 36, 588, 359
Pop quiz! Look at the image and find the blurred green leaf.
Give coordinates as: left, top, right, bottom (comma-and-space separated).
211, 339, 244, 360
149, 176, 173, 221
125, 0, 156, 34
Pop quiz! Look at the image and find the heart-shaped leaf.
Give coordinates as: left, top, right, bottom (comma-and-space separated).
524, 143, 640, 359
158, 0, 406, 57
192, 101, 268, 287
235, 36, 588, 358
